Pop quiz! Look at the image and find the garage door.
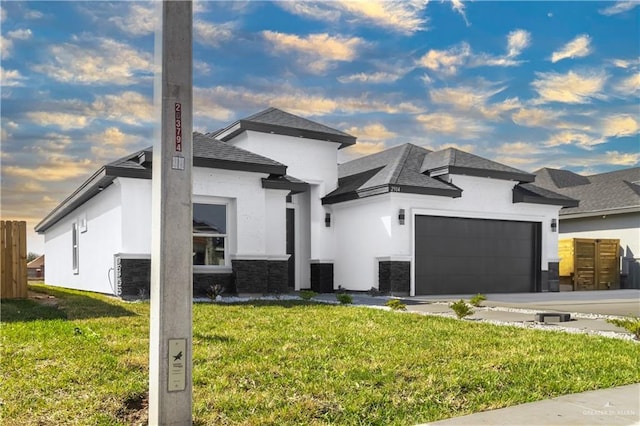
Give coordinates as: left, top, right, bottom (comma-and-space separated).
415, 216, 541, 295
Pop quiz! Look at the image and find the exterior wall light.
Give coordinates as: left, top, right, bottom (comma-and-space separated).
551, 218, 557, 232
399, 209, 406, 225
325, 213, 331, 227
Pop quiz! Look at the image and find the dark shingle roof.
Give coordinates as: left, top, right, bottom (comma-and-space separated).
324, 144, 462, 204
533, 167, 640, 216
212, 107, 356, 148
324, 143, 572, 206
36, 133, 288, 233
421, 148, 535, 183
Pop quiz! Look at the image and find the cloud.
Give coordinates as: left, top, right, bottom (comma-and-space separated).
90, 91, 154, 125
531, 70, 607, 104
429, 85, 520, 120
337, 71, 404, 84
194, 20, 235, 48
278, 0, 428, 35
417, 42, 471, 76
551, 34, 592, 63
341, 142, 387, 159
610, 58, 640, 69
343, 123, 397, 141
0, 6, 5, 22
8, 28, 32, 40
1, 35, 13, 59
602, 114, 639, 138
599, 1, 639, 16
25, 112, 90, 130
89, 127, 143, 161
416, 112, 489, 139
544, 131, 604, 149
511, 107, 562, 127
32, 36, 154, 85
109, 3, 157, 36
614, 72, 640, 96
195, 84, 422, 121
507, 29, 531, 58
3, 157, 96, 182
450, 0, 470, 26
262, 31, 364, 74
0, 67, 26, 87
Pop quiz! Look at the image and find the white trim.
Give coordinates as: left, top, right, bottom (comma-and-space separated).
230, 254, 291, 261
376, 256, 412, 262
560, 206, 639, 220
193, 266, 232, 274
114, 253, 151, 259
309, 258, 334, 264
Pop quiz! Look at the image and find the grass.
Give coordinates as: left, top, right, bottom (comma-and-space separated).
2, 284, 639, 425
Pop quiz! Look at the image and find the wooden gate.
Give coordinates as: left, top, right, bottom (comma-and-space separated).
1, 221, 28, 299
559, 238, 620, 291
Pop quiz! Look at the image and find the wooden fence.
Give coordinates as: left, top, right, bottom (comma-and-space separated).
1, 221, 28, 299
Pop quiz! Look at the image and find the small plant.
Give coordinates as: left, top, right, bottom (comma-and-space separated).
385, 299, 406, 311
606, 316, 640, 340
470, 293, 486, 307
300, 290, 318, 300
336, 285, 346, 294
450, 299, 473, 319
367, 287, 383, 296
206, 284, 225, 301
336, 293, 353, 304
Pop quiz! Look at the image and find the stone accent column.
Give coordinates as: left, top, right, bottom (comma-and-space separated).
378, 260, 410, 296
116, 255, 151, 298
548, 261, 559, 292
232, 259, 268, 294
310, 260, 333, 293
267, 260, 289, 294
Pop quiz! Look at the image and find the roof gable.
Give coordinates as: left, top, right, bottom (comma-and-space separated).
421, 148, 535, 183
212, 107, 356, 148
533, 167, 640, 216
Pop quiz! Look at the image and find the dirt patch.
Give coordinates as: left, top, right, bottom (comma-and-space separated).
117, 393, 149, 426
28, 290, 60, 307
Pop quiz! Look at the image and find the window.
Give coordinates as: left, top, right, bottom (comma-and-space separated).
72, 222, 79, 274
193, 203, 227, 267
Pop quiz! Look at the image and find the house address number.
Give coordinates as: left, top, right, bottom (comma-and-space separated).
390, 185, 401, 192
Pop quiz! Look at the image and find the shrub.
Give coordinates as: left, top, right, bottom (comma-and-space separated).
606, 316, 640, 339
300, 290, 318, 301
450, 299, 473, 319
206, 284, 225, 301
336, 293, 353, 304
385, 299, 406, 311
469, 294, 486, 307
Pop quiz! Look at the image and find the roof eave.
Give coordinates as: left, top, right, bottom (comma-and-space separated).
448, 166, 535, 183
560, 206, 640, 219
322, 184, 461, 205
193, 157, 286, 175
35, 168, 115, 233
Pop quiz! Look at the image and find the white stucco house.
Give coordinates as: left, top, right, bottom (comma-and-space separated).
35, 108, 576, 297
533, 167, 640, 289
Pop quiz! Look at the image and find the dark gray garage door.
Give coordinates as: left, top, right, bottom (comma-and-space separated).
415, 216, 541, 295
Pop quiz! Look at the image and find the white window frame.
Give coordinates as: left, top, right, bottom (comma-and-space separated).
72, 222, 79, 274
193, 200, 230, 272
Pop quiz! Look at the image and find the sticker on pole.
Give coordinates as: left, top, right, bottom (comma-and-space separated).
175, 103, 182, 152
168, 338, 187, 392
172, 156, 185, 170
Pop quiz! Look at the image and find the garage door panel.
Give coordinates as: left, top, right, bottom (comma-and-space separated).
415, 216, 540, 295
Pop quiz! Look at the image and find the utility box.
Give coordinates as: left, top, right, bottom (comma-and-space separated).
559, 238, 620, 291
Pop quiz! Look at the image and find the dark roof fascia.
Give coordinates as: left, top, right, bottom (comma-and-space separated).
104, 164, 152, 180
322, 183, 461, 205
35, 168, 115, 233
560, 206, 640, 219
447, 166, 535, 183
218, 119, 356, 149
513, 186, 579, 207
261, 177, 309, 194
193, 156, 286, 175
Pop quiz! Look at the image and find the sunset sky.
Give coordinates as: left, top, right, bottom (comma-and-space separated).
1, 1, 639, 254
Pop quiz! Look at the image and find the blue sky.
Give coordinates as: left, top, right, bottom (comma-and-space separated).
1, 1, 639, 254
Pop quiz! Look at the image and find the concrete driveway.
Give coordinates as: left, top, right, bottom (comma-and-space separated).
409, 289, 640, 317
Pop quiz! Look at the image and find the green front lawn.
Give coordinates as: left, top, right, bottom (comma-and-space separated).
2, 284, 639, 425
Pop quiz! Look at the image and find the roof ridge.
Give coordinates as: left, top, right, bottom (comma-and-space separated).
388, 144, 413, 184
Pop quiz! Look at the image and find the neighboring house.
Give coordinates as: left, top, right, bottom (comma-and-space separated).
27, 255, 45, 280
35, 107, 576, 297
534, 167, 640, 289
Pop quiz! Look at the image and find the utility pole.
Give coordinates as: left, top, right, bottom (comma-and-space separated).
149, 1, 193, 425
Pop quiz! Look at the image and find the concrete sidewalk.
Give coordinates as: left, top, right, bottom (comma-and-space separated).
421, 383, 640, 425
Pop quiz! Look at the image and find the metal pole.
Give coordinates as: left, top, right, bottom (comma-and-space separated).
149, 1, 193, 424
